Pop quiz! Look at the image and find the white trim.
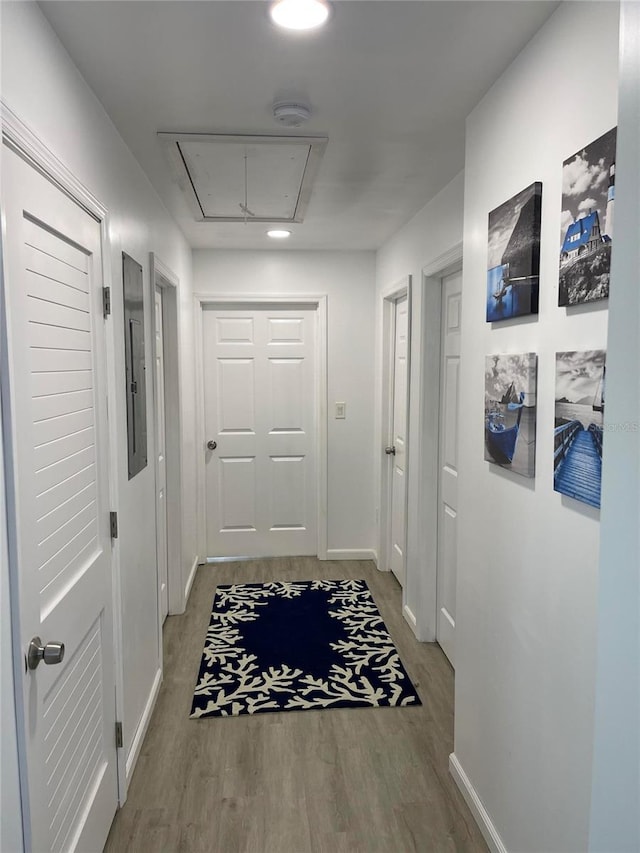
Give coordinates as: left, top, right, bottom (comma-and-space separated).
449, 754, 508, 853
150, 254, 185, 618
378, 276, 412, 585
193, 293, 328, 561
125, 668, 163, 787
1, 103, 127, 813
325, 549, 377, 562
1, 100, 106, 221
423, 241, 464, 278
402, 604, 418, 637
184, 555, 200, 604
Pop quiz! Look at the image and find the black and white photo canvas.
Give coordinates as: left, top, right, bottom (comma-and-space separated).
554, 350, 606, 508
559, 128, 617, 306
485, 353, 537, 478
486, 183, 542, 322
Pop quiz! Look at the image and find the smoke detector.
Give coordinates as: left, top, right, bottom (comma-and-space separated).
273, 102, 312, 128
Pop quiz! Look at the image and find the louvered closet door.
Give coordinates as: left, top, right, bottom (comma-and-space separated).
2, 147, 118, 852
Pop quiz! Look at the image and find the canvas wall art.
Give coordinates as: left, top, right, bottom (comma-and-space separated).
554, 350, 606, 508
484, 353, 537, 478
486, 182, 542, 322
559, 127, 617, 306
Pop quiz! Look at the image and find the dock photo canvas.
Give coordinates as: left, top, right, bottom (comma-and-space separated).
554, 350, 606, 508
559, 127, 617, 307
484, 353, 537, 478
486, 182, 542, 322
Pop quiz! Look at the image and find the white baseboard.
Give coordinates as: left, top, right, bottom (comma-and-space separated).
184, 554, 199, 604
403, 604, 419, 637
125, 667, 162, 786
449, 753, 508, 853
324, 549, 377, 562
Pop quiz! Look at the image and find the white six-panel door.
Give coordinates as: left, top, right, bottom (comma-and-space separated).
436, 270, 462, 667
154, 286, 169, 623
389, 294, 409, 586
2, 147, 118, 852
203, 307, 317, 557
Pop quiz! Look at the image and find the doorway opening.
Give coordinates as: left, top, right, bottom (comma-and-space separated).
150, 255, 183, 619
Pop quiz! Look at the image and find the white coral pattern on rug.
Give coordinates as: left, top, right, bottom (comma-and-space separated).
191, 580, 420, 718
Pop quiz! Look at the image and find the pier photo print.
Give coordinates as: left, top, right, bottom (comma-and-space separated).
484, 353, 537, 479
486, 182, 542, 322
554, 350, 606, 508
559, 127, 617, 307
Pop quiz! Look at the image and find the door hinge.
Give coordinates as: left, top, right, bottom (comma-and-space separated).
115, 721, 123, 749
103, 286, 111, 318
110, 511, 118, 539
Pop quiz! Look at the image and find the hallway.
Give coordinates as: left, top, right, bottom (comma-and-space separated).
105, 559, 487, 853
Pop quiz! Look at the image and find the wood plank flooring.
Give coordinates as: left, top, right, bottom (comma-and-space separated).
105, 558, 488, 853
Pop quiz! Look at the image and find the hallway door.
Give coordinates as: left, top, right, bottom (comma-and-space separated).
154, 286, 169, 622
436, 270, 462, 667
388, 294, 409, 586
203, 306, 317, 557
2, 146, 118, 852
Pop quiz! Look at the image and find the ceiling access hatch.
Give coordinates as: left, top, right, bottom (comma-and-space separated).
158, 133, 328, 224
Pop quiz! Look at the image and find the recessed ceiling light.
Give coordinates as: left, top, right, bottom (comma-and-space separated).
270, 0, 330, 31
267, 229, 292, 239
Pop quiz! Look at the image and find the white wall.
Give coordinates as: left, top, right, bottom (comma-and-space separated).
589, 3, 640, 850
453, 3, 619, 852
1, 0, 197, 785
375, 172, 464, 636
193, 250, 376, 556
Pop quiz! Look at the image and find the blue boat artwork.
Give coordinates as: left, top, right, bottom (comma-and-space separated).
554, 350, 606, 509
486, 388, 525, 464
484, 353, 537, 479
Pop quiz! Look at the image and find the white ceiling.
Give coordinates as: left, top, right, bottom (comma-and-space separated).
40, 1, 559, 251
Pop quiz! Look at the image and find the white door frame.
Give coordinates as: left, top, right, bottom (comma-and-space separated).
378, 277, 412, 588
193, 293, 328, 561
411, 243, 464, 642
0, 100, 128, 831
149, 255, 184, 623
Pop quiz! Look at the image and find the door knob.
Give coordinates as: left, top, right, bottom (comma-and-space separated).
207, 440, 217, 451
27, 637, 65, 670
385, 446, 396, 456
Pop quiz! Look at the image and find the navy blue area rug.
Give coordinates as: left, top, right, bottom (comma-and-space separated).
190, 579, 421, 718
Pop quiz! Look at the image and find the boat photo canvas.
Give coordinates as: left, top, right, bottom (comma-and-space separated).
484, 353, 537, 478
486, 182, 542, 322
554, 350, 605, 508
559, 127, 617, 307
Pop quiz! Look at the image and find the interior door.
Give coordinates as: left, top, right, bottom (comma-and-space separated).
2, 146, 118, 852
203, 306, 317, 557
388, 294, 409, 586
436, 270, 462, 667
154, 286, 168, 622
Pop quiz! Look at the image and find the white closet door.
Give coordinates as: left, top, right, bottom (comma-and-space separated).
2, 146, 118, 853
203, 306, 317, 558
436, 270, 462, 667
389, 294, 409, 586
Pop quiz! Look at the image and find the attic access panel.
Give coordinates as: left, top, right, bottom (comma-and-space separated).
158, 133, 328, 223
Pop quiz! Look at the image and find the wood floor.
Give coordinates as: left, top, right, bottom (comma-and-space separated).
105, 558, 488, 853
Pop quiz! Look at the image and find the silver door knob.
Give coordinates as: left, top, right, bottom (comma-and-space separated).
27, 637, 65, 670
385, 446, 396, 456
207, 440, 217, 451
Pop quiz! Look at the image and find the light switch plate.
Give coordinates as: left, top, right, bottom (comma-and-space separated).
335, 401, 346, 419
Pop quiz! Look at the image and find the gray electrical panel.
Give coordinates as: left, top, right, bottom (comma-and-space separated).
123, 252, 147, 479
